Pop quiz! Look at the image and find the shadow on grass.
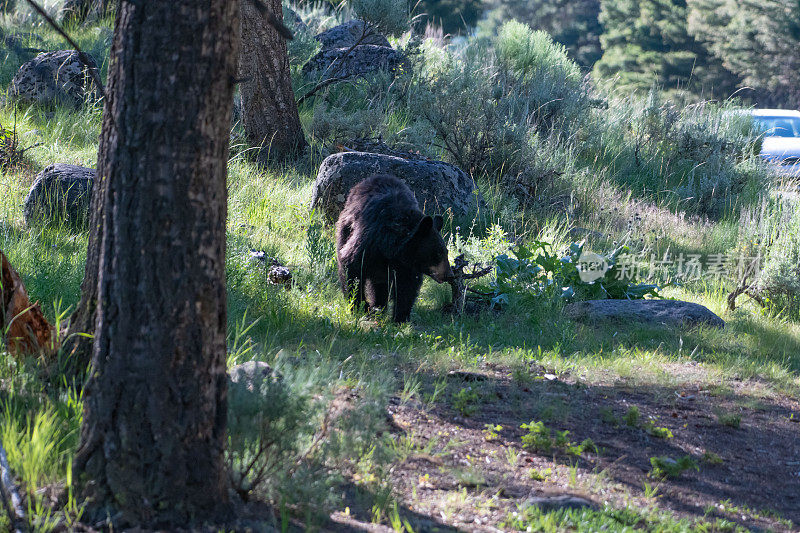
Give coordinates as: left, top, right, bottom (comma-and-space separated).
386, 369, 799, 530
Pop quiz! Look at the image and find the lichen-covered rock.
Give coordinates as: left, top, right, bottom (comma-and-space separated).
302, 45, 405, 80
24, 164, 94, 226
311, 151, 484, 222
9, 50, 101, 108
228, 361, 282, 392
564, 299, 725, 329
315, 20, 390, 50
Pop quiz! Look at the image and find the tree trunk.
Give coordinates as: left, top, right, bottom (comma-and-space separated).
72, 0, 239, 527
239, 0, 307, 162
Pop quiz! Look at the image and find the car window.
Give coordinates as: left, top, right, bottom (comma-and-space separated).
754, 116, 800, 138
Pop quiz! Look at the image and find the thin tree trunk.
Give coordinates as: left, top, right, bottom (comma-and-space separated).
72, 0, 239, 527
239, 0, 307, 162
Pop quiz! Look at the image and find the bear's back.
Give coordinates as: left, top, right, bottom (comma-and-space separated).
346, 174, 419, 215
338, 174, 423, 262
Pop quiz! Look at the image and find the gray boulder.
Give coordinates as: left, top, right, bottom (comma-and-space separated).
311, 151, 484, 222
315, 20, 390, 50
24, 164, 94, 226
228, 361, 281, 393
564, 299, 725, 329
302, 44, 405, 80
9, 50, 101, 108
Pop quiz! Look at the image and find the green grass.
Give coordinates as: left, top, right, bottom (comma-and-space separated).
0, 11, 799, 531
503, 503, 744, 532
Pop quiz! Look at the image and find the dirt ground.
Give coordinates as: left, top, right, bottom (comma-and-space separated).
330, 363, 800, 532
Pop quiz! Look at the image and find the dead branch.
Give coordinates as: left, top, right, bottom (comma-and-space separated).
296, 21, 373, 106
446, 254, 494, 315
0, 440, 25, 533
1, 249, 59, 361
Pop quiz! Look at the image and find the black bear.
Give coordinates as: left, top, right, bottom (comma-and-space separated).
336, 174, 453, 323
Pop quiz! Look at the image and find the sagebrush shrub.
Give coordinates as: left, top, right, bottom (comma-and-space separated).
495, 20, 589, 130
593, 89, 767, 216
735, 196, 800, 316
404, 23, 592, 184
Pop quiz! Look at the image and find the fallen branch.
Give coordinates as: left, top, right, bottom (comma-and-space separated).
1, 249, 59, 361
0, 440, 25, 533
296, 21, 374, 106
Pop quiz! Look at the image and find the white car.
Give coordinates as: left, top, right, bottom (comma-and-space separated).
748, 109, 800, 178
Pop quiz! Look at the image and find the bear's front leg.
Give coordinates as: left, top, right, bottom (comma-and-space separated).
365, 278, 389, 313
391, 270, 423, 323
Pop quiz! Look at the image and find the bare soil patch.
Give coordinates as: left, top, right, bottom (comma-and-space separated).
334, 363, 800, 531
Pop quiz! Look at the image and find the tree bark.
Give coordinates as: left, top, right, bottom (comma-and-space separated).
72, 0, 239, 527
239, 0, 307, 162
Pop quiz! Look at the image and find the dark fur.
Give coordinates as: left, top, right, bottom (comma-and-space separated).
336, 174, 453, 322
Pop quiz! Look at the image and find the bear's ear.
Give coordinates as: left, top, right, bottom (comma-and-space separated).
433, 215, 444, 232
412, 216, 434, 240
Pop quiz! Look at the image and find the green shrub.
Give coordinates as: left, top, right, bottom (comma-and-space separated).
484, 240, 659, 308
349, 0, 408, 36
733, 196, 800, 317
452, 387, 480, 416
404, 23, 592, 183
591, 89, 766, 217
495, 20, 588, 130
520, 420, 596, 456
623, 406, 640, 427
227, 363, 313, 501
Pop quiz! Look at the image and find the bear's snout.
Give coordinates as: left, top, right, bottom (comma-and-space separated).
430, 260, 454, 283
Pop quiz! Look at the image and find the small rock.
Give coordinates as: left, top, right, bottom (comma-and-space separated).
9, 50, 102, 108
524, 495, 596, 512
267, 265, 292, 289
311, 151, 484, 222
24, 164, 94, 226
314, 20, 390, 50
448, 370, 489, 381
564, 299, 725, 329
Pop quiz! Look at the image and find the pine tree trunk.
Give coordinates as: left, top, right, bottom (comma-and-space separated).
239, 0, 307, 162
72, 0, 239, 527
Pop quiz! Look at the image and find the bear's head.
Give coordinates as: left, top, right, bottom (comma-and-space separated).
401, 214, 453, 283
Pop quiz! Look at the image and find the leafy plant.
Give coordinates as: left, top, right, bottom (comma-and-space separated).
702, 451, 724, 465
623, 406, 640, 427
483, 423, 503, 441
487, 241, 660, 308
649, 455, 699, 479
520, 420, 596, 456
520, 420, 556, 453
642, 421, 673, 439
716, 411, 742, 429
599, 407, 619, 426
451, 387, 480, 417
528, 467, 552, 482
